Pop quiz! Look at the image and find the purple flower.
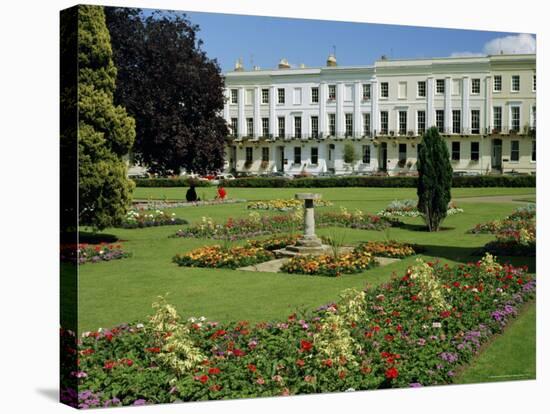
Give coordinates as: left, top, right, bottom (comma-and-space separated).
409, 383, 423, 388
133, 399, 147, 406
417, 338, 426, 346
439, 352, 459, 363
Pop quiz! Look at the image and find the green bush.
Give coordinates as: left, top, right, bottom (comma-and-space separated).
133, 178, 212, 187
218, 175, 535, 188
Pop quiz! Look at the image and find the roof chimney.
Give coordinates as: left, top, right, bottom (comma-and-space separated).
380, 55, 388, 61
278, 58, 291, 69
326, 53, 337, 67
234, 58, 244, 71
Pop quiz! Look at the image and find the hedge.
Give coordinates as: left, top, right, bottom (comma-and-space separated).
132, 175, 535, 188
220, 175, 535, 188
132, 178, 212, 187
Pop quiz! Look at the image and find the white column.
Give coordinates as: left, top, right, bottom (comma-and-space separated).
269, 86, 276, 137
444, 76, 452, 134
237, 87, 245, 137
484, 75, 491, 133
319, 82, 327, 137
462, 76, 470, 133
223, 89, 230, 122
371, 80, 379, 135
336, 82, 345, 137
427, 77, 435, 127
353, 81, 361, 137
254, 87, 261, 138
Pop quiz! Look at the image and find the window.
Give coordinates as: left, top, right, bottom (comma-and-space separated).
278, 116, 285, 138
261, 89, 269, 104
532, 140, 536, 161
417, 81, 426, 97
533, 74, 536, 91
230, 89, 238, 104
380, 82, 389, 98
362, 145, 371, 164
262, 147, 269, 162
246, 118, 254, 137
493, 75, 502, 92
363, 113, 371, 136
471, 110, 480, 134
493, 107, 502, 131
380, 111, 389, 134
451, 141, 460, 161
294, 147, 301, 164
311, 87, 319, 103
436, 79, 445, 94
245, 147, 253, 163
261, 118, 269, 137
436, 110, 444, 133
311, 116, 319, 138
452, 110, 461, 134
511, 75, 520, 92
511, 106, 520, 131
328, 85, 336, 100
311, 147, 319, 164
230, 118, 238, 137
328, 113, 336, 136
532, 106, 536, 127
398, 111, 407, 135
277, 88, 285, 104
398, 143, 407, 164
471, 142, 480, 161
417, 111, 426, 134
471, 78, 480, 94
363, 84, 371, 100
511, 140, 519, 162
294, 116, 302, 138
345, 113, 353, 137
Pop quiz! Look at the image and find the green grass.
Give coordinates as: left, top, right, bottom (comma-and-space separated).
71, 186, 535, 334
456, 301, 536, 383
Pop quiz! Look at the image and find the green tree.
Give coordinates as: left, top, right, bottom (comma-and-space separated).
76, 5, 136, 230
417, 126, 453, 232
343, 143, 357, 172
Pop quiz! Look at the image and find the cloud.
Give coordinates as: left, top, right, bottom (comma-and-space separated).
483, 33, 536, 55
450, 33, 536, 57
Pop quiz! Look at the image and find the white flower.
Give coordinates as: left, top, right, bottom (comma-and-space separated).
136, 323, 144, 329
432, 322, 442, 328
82, 331, 91, 337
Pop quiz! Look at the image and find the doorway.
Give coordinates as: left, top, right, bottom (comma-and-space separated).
378, 142, 388, 171
491, 139, 502, 172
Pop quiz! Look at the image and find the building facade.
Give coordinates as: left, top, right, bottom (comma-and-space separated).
223, 54, 536, 176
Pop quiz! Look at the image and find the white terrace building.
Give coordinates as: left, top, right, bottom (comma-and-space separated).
222, 53, 536, 176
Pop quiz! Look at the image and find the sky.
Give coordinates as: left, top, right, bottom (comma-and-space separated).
141, 8, 536, 73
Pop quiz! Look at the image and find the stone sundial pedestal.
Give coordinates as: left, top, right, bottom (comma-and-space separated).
275, 193, 332, 257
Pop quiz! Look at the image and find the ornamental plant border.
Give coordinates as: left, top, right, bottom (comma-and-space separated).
61, 255, 536, 408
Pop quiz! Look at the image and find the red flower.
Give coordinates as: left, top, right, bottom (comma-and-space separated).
453, 281, 460, 288
80, 349, 95, 356
411, 295, 419, 302
233, 349, 245, 357
338, 370, 346, 379
208, 367, 221, 375
385, 367, 399, 380
384, 334, 394, 342
146, 347, 161, 353
103, 360, 117, 370
121, 358, 133, 367
440, 310, 451, 318
322, 359, 333, 367
300, 340, 313, 353
296, 359, 305, 367
209, 384, 222, 392
197, 375, 209, 384
517, 278, 524, 285
210, 329, 227, 339
247, 364, 257, 372
104, 333, 113, 342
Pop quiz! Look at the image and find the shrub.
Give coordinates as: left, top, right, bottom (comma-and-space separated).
133, 178, 212, 187
247, 199, 333, 211
354, 240, 421, 258
119, 210, 188, 228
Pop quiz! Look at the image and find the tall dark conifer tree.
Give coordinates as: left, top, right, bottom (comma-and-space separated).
417, 126, 453, 232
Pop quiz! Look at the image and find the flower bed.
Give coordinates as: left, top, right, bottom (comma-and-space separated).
60, 243, 131, 265
174, 210, 399, 240
247, 199, 333, 211
119, 210, 188, 228
281, 250, 377, 277
468, 205, 536, 234
61, 254, 535, 407
354, 240, 421, 258
378, 200, 463, 218
244, 234, 301, 251
133, 199, 247, 210
173, 245, 274, 269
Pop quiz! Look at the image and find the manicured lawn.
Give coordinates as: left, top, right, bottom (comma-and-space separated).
71, 186, 535, 335
455, 301, 536, 383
